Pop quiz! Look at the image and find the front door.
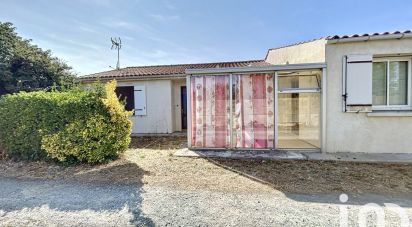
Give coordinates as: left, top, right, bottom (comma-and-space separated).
181, 86, 187, 130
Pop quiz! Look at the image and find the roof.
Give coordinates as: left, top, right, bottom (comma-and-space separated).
79, 60, 269, 80
326, 30, 411, 40
265, 30, 412, 60
266, 30, 412, 52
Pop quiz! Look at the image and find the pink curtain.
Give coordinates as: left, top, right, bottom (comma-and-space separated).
190, 73, 274, 149
233, 74, 275, 148
191, 75, 230, 148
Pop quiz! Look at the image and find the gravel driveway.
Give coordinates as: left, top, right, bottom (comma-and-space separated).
0, 137, 411, 226
0, 177, 411, 227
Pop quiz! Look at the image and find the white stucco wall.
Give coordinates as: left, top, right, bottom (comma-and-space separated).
266, 39, 327, 64
325, 38, 412, 153
266, 37, 412, 153
116, 79, 174, 134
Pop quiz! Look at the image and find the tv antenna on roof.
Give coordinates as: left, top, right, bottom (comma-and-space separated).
111, 37, 122, 69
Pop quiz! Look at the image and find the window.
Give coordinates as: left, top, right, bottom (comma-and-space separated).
115, 86, 134, 111
278, 74, 320, 91
372, 58, 411, 110
277, 71, 321, 149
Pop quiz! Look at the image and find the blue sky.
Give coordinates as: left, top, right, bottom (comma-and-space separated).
1, 0, 411, 75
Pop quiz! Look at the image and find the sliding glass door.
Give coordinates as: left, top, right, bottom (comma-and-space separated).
232, 73, 275, 149
190, 75, 231, 148
277, 72, 321, 149
189, 70, 322, 150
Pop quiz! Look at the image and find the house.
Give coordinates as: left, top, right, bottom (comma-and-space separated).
79, 30, 412, 154
80, 60, 269, 134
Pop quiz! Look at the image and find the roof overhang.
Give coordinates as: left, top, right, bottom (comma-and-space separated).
185, 62, 326, 75
76, 74, 186, 82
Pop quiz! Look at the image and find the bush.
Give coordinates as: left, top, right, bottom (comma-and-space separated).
0, 81, 132, 164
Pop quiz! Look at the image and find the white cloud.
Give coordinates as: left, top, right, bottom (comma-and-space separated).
146, 50, 169, 58
147, 36, 188, 51
149, 13, 180, 22
43, 33, 102, 52
72, 20, 103, 34
107, 21, 135, 29
101, 18, 155, 35
122, 35, 135, 41
164, 0, 177, 10
81, 0, 114, 7
78, 25, 99, 33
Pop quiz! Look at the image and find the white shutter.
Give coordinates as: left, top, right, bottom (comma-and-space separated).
134, 85, 146, 115
344, 54, 373, 112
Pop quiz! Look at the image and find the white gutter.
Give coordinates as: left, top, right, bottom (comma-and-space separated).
327, 33, 412, 44
185, 63, 326, 75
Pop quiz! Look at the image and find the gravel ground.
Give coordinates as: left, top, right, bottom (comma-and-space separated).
0, 136, 411, 226
0, 177, 150, 227
142, 186, 412, 226
0, 177, 411, 227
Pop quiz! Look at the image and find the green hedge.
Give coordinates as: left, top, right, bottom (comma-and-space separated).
0, 81, 132, 164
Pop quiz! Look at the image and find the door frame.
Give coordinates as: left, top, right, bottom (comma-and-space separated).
275, 72, 322, 150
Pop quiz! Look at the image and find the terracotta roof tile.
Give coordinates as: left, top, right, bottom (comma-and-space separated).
267, 30, 411, 51
80, 60, 269, 80
326, 30, 411, 40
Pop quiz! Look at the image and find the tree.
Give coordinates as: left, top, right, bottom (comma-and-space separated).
0, 22, 75, 95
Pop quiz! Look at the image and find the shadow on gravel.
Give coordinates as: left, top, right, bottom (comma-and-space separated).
0, 162, 154, 226
207, 158, 412, 206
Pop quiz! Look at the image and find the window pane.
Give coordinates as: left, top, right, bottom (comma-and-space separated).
278, 74, 320, 90
115, 86, 134, 111
372, 62, 387, 105
278, 93, 320, 149
389, 61, 408, 105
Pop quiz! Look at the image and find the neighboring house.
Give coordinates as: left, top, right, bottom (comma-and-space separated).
79, 30, 412, 154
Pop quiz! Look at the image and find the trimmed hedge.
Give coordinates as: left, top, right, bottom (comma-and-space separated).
0, 81, 132, 164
